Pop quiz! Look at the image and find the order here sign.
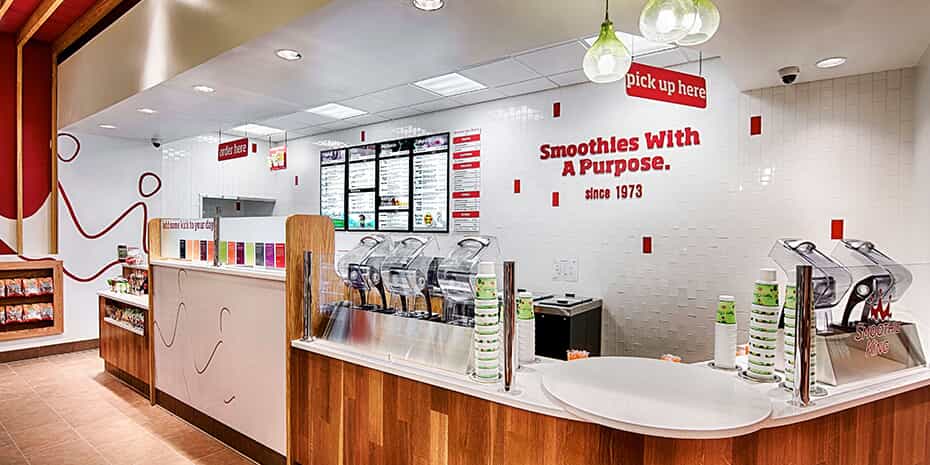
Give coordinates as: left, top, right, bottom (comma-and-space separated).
218, 138, 249, 161
625, 63, 707, 109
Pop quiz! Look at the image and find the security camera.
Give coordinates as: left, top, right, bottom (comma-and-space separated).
151, 137, 162, 149
778, 66, 801, 85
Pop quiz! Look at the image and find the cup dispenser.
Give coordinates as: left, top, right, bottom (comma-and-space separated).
336, 235, 393, 311
436, 236, 501, 327
381, 236, 441, 319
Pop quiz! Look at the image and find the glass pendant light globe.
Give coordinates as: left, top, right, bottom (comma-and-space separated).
639, 0, 697, 44
583, 20, 632, 84
675, 0, 720, 46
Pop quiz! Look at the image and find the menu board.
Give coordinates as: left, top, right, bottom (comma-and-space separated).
412, 134, 449, 232
319, 134, 449, 233
320, 149, 347, 229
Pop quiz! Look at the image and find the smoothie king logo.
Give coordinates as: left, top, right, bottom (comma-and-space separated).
538, 127, 701, 201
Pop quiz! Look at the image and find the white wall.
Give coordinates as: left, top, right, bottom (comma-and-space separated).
157, 59, 928, 361
0, 133, 162, 352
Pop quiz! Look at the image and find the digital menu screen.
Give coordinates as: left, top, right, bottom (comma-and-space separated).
412, 134, 449, 232
319, 133, 449, 233
320, 149, 347, 229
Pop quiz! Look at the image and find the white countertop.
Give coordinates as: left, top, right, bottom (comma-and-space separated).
292, 339, 930, 439
151, 259, 286, 282
97, 290, 149, 310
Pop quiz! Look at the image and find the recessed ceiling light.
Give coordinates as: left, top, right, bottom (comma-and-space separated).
413, 73, 486, 97
231, 123, 284, 136
99, 124, 117, 129
275, 49, 302, 61
193, 85, 215, 93
413, 0, 443, 11
815, 57, 847, 69
584, 31, 675, 57
305, 103, 368, 120
137, 108, 158, 114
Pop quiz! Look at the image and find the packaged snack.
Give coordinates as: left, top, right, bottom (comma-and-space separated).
39, 303, 54, 321
6, 305, 24, 323
0, 282, 5, 298
0, 307, 6, 325
660, 353, 682, 363
38, 277, 54, 295
22, 279, 41, 296
4, 279, 23, 297
24, 304, 42, 322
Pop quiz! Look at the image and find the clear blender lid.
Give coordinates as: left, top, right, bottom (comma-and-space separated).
437, 236, 500, 303
336, 235, 393, 281
381, 236, 440, 297
830, 239, 913, 302
769, 239, 852, 308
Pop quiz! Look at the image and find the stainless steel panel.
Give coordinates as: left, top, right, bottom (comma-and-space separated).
817, 322, 926, 386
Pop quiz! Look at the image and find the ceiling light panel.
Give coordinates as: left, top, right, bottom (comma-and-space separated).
413, 73, 487, 97
459, 60, 540, 88
275, 49, 302, 61
816, 57, 847, 69
231, 123, 284, 136
305, 103, 368, 119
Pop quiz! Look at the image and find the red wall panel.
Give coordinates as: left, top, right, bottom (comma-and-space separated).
0, 34, 15, 254
21, 41, 52, 219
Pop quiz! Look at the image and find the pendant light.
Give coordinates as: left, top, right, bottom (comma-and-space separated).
583, 0, 632, 84
675, 0, 720, 46
639, 0, 697, 44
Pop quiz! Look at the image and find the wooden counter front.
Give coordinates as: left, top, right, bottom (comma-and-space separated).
289, 349, 930, 465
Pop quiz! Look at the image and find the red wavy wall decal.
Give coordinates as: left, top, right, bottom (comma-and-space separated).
19, 133, 162, 282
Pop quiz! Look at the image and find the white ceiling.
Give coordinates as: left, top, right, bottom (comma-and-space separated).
64, 0, 930, 143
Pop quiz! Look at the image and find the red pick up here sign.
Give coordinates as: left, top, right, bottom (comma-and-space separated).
626, 63, 707, 109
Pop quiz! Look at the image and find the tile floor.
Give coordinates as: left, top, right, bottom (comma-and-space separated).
0, 350, 255, 465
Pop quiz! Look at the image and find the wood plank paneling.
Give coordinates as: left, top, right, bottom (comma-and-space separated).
290, 350, 930, 465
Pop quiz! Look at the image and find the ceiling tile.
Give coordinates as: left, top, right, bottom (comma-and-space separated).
259, 113, 329, 131
339, 94, 398, 114
459, 59, 541, 88
367, 85, 441, 108
411, 99, 461, 114
377, 107, 423, 120
548, 70, 590, 87
636, 49, 690, 69
451, 88, 507, 106
343, 114, 387, 127
497, 78, 557, 97
514, 42, 586, 76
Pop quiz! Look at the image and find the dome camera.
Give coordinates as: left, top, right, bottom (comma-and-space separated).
151, 137, 162, 149
778, 66, 801, 85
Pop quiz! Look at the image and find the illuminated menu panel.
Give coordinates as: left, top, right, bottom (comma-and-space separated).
412, 134, 449, 232
320, 149, 346, 230
318, 134, 449, 233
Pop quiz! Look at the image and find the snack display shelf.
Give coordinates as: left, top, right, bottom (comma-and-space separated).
102, 316, 145, 336
97, 290, 148, 310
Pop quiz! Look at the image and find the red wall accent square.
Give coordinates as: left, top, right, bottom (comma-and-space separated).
750, 116, 762, 136
252, 143, 257, 153
551, 192, 559, 207
831, 219, 844, 240
514, 179, 521, 194
553, 102, 561, 118
643, 236, 653, 254
294, 176, 299, 186
361, 130, 366, 142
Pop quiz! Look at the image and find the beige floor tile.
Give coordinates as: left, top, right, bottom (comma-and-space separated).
0, 378, 33, 402
163, 428, 225, 460
194, 448, 257, 465
0, 443, 28, 465
97, 433, 178, 465
24, 438, 108, 465
0, 430, 13, 448
56, 398, 125, 428
8, 419, 80, 456
76, 414, 151, 449
0, 395, 61, 433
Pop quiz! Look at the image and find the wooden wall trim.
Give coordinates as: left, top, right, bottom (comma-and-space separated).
15, 45, 22, 254
0, 0, 13, 24
16, 0, 66, 46
147, 218, 161, 405
50, 49, 58, 254
0, 338, 98, 363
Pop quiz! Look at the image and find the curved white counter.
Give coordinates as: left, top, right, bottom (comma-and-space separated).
292, 339, 930, 439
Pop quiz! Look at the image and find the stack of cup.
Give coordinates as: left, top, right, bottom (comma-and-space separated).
783, 284, 816, 390
747, 269, 779, 381
714, 295, 738, 369
517, 290, 535, 365
473, 262, 500, 382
